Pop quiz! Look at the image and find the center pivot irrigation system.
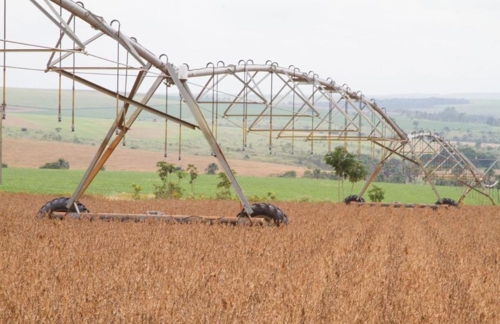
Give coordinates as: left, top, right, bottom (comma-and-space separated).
1, 0, 496, 225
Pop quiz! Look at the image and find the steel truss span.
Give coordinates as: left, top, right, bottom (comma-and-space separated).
403, 132, 495, 205
2, 0, 495, 216
187, 63, 406, 145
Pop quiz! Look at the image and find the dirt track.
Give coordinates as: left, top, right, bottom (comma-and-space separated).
2, 138, 306, 176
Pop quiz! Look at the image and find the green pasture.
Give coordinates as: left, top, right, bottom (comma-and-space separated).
436, 100, 500, 117
6, 87, 500, 161
388, 113, 500, 137
0, 167, 471, 205
2, 88, 500, 206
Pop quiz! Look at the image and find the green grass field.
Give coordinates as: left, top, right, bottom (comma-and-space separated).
0, 167, 470, 204
2, 88, 500, 206
5, 87, 500, 167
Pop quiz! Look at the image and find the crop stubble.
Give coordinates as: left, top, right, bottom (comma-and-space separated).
1, 192, 499, 323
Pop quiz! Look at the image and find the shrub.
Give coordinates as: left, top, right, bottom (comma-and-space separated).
368, 185, 385, 202
215, 171, 236, 200
1, 162, 7, 168
205, 163, 219, 175
155, 182, 183, 199
278, 170, 297, 178
187, 164, 198, 194
248, 192, 277, 202
40, 158, 69, 170
154, 161, 184, 199
131, 183, 142, 200
41, 133, 62, 141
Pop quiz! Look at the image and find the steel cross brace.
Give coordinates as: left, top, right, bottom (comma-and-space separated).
29, 0, 85, 49
406, 144, 442, 202
63, 68, 196, 209
458, 181, 495, 205
166, 63, 254, 216
64, 72, 163, 208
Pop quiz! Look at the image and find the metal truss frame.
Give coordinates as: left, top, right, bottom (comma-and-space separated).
1, 0, 494, 206
402, 132, 494, 204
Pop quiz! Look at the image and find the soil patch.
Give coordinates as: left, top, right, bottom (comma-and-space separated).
2, 138, 306, 177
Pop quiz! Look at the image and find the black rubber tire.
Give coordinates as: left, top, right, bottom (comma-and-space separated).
344, 195, 365, 204
237, 203, 289, 226
36, 197, 89, 219
435, 198, 459, 207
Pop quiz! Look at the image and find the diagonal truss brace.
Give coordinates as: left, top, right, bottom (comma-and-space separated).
65, 72, 166, 207
29, 0, 85, 49
167, 63, 254, 215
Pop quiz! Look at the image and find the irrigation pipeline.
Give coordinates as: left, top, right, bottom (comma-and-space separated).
51, 212, 269, 226
9, 0, 492, 210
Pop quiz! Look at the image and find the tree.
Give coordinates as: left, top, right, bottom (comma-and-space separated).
206, 162, 219, 175
216, 170, 235, 200
404, 162, 420, 184
156, 161, 176, 182
324, 146, 367, 200
324, 147, 354, 180
187, 164, 199, 194
347, 160, 367, 189
154, 161, 184, 199
175, 170, 188, 184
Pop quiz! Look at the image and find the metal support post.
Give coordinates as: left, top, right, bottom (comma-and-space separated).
65, 73, 195, 208
1, 0, 6, 185
458, 182, 495, 205
356, 144, 395, 199
0, 104, 3, 185
166, 63, 254, 215
405, 139, 442, 202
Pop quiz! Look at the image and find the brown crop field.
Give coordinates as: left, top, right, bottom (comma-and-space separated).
1, 192, 500, 323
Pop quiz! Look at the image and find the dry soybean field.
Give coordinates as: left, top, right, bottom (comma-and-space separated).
1, 192, 500, 323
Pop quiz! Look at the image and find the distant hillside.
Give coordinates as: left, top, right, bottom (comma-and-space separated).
376, 97, 469, 110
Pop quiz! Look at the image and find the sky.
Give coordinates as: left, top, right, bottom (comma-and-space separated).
1, 0, 499, 96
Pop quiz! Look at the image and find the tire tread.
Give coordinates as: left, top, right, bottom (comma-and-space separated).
36, 197, 89, 218
237, 203, 288, 225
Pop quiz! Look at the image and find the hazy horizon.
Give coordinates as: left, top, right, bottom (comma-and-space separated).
1, 0, 499, 96
3, 86, 500, 101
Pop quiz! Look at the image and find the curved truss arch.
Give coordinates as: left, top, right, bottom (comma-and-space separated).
185, 63, 496, 204
187, 63, 407, 147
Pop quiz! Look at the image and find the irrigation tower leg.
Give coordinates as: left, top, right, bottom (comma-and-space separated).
357, 145, 395, 199
166, 63, 254, 215
404, 140, 442, 202
458, 183, 495, 205
65, 73, 196, 209
0, 103, 3, 185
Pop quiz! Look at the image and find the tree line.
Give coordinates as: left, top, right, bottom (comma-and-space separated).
403, 106, 500, 126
